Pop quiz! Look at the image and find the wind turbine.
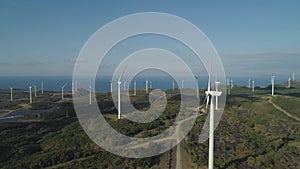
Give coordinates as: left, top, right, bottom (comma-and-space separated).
72, 82, 75, 95
271, 74, 275, 96
230, 79, 233, 89
252, 80, 255, 93
9, 87, 13, 101
145, 80, 148, 93
34, 85, 37, 97
41, 81, 44, 94
110, 82, 113, 93
205, 81, 222, 169
75, 81, 78, 92
288, 78, 291, 88
61, 83, 67, 99
117, 66, 127, 119
248, 78, 251, 88
29, 86, 32, 104
293, 73, 295, 81
215, 81, 220, 110
89, 84, 92, 105
227, 78, 230, 95
181, 80, 184, 89
195, 75, 199, 99
205, 75, 211, 109
172, 80, 175, 92
134, 81, 137, 96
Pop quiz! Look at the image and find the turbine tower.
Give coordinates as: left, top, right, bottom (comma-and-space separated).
205, 82, 222, 169
215, 81, 220, 110
61, 83, 67, 99
230, 79, 233, 89
288, 78, 291, 88
227, 78, 230, 95
195, 75, 199, 99
75, 81, 78, 92
172, 80, 175, 92
110, 82, 113, 93
117, 66, 127, 119
134, 81, 137, 96
72, 82, 75, 95
181, 80, 184, 89
205, 75, 211, 109
41, 81, 44, 94
89, 84, 92, 105
248, 78, 251, 88
145, 80, 148, 93
34, 85, 37, 97
29, 86, 32, 104
10, 87, 13, 101
271, 74, 275, 96
293, 73, 295, 81
252, 80, 255, 93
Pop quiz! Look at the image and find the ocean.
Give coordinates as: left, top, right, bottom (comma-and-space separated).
0, 75, 293, 92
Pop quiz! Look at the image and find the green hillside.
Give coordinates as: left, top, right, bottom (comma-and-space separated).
0, 82, 300, 169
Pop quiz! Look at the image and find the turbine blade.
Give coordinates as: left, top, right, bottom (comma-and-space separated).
118, 65, 127, 82
208, 75, 211, 91
206, 95, 210, 109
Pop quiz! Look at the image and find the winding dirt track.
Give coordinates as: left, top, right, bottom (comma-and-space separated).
267, 96, 300, 122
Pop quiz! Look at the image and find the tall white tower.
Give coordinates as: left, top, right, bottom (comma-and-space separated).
271, 74, 275, 96
293, 73, 295, 81
29, 86, 32, 104
134, 81, 137, 96
145, 80, 148, 93
10, 87, 13, 101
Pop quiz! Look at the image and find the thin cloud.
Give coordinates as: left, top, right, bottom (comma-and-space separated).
68, 57, 88, 63
0, 62, 10, 66
20, 61, 49, 66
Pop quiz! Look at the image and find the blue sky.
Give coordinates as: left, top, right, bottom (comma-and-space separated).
0, 0, 299, 77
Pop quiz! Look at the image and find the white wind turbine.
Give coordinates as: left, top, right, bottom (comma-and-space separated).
172, 80, 175, 92
145, 80, 148, 93
181, 80, 184, 89
72, 82, 75, 95
195, 75, 199, 99
134, 81, 137, 96
230, 79, 233, 89
110, 81, 113, 93
293, 73, 295, 81
61, 83, 67, 99
34, 85, 37, 97
10, 87, 13, 101
117, 66, 127, 119
252, 80, 255, 93
227, 78, 230, 95
205, 75, 211, 109
89, 84, 92, 105
271, 74, 275, 96
205, 79, 222, 169
248, 78, 251, 88
215, 81, 220, 110
29, 86, 32, 104
41, 81, 44, 94
75, 81, 78, 92
287, 78, 291, 88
